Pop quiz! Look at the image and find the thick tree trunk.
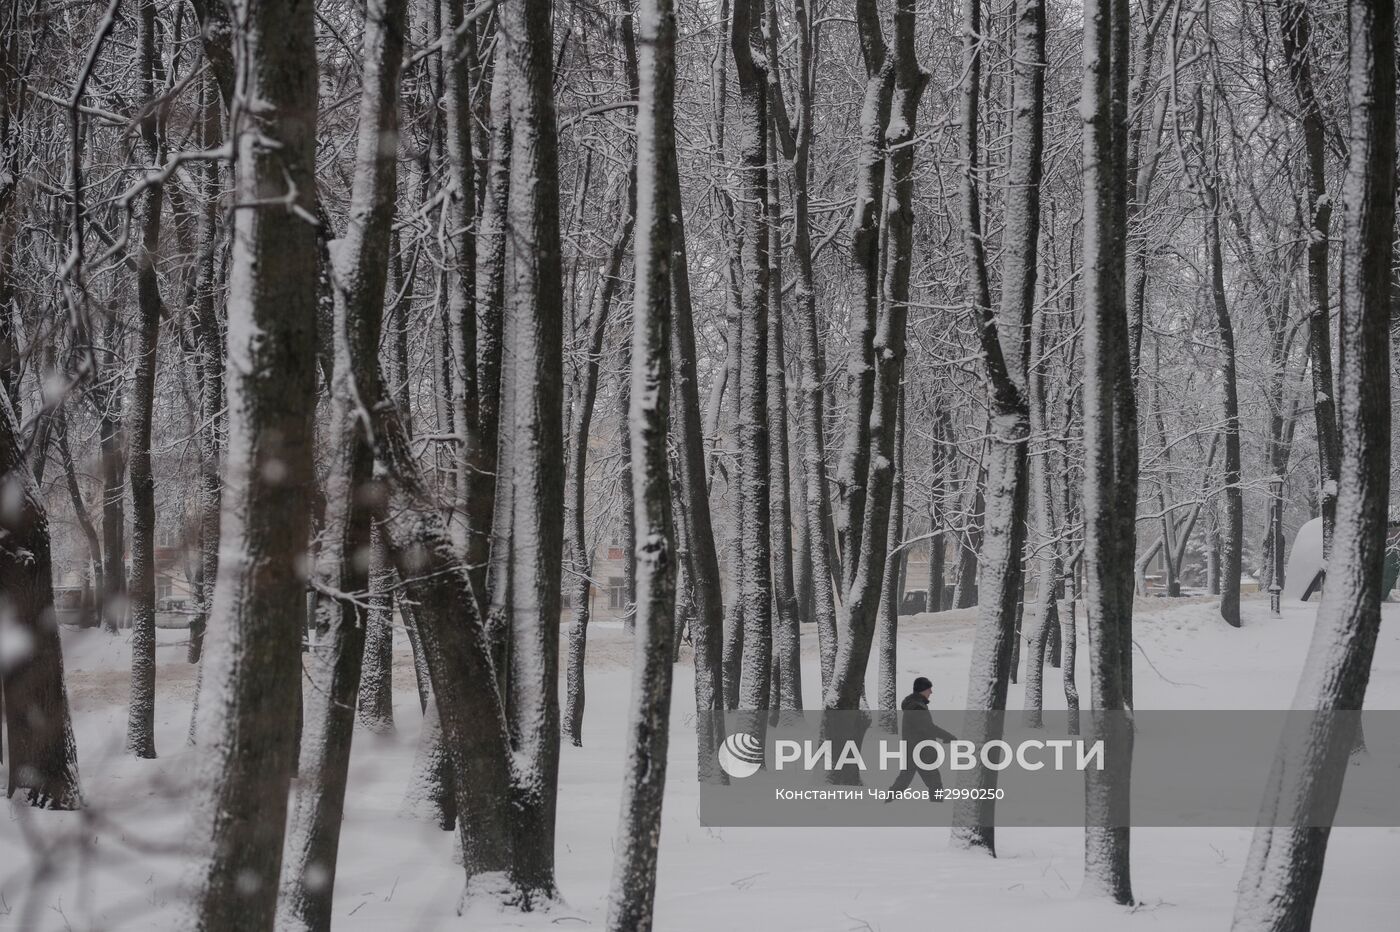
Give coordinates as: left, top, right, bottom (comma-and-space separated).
952, 0, 1041, 855
786, 0, 837, 688
1079, 0, 1137, 904
1024, 279, 1061, 729
473, 45, 512, 614
834, 0, 891, 584
501, 0, 567, 894
825, 0, 923, 711
1232, 4, 1394, 927
279, 6, 406, 922
188, 1, 321, 925
604, 0, 679, 918
732, 0, 774, 713
0, 390, 81, 810
767, 118, 802, 712
125, 0, 163, 761
442, 0, 480, 570
357, 527, 395, 734
1204, 188, 1243, 628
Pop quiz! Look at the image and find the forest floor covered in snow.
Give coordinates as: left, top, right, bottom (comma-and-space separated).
3, 593, 1399, 930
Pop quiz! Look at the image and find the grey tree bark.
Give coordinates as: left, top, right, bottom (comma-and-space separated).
0, 389, 81, 810
501, 0, 567, 895
952, 0, 1042, 855
1079, 0, 1137, 904
732, 0, 774, 713
825, 0, 923, 711
187, 1, 321, 925
1232, 2, 1394, 927
1280, 0, 1340, 564
125, 0, 164, 762
833, 0, 891, 587
766, 115, 802, 712
357, 527, 395, 734
278, 7, 406, 926
604, 0, 679, 919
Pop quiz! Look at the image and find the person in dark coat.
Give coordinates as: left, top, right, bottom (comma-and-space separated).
887, 676, 957, 798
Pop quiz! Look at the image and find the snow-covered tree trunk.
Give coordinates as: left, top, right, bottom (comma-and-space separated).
1024, 276, 1060, 729
1231, 3, 1394, 927
187, 0, 321, 924
1280, 0, 1339, 563
1124, 0, 1164, 379
1079, 0, 1137, 905
834, 0, 891, 585
501, 0, 567, 895
877, 392, 905, 712
731, 0, 773, 713
952, 0, 1041, 855
825, 0, 923, 711
280, 0, 408, 917
0, 388, 81, 810
125, 0, 164, 761
357, 527, 395, 734
1204, 183, 1243, 629
188, 71, 225, 667
766, 116, 802, 712
441, 0, 480, 571
481, 54, 515, 685
605, 0, 679, 918
784, 0, 837, 689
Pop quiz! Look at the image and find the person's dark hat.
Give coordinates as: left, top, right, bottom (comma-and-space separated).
912, 676, 933, 693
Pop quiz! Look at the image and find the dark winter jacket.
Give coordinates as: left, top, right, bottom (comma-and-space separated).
899, 692, 957, 746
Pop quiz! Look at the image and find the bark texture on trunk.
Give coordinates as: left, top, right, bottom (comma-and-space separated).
0, 390, 82, 810
732, 0, 774, 713
502, 0, 566, 895
951, 0, 1041, 855
357, 527, 395, 734
125, 0, 164, 762
1232, 2, 1394, 927
1280, 0, 1340, 564
605, 0, 679, 920
279, 7, 406, 924
834, 0, 891, 587
188, 1, 320, 926
1079, 0, 1137, 905
825, 0, 923, 712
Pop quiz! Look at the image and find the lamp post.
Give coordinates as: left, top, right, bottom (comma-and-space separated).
1269, 474, 1284, 617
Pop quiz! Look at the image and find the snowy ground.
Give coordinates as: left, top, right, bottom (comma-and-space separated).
3, 594, 1398, 930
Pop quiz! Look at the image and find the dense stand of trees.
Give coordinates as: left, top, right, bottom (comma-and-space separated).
0, 0, 1395, 929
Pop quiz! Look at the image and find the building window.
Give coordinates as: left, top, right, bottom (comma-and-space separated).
157, 575, 173, 601
607, 576, 628, 611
